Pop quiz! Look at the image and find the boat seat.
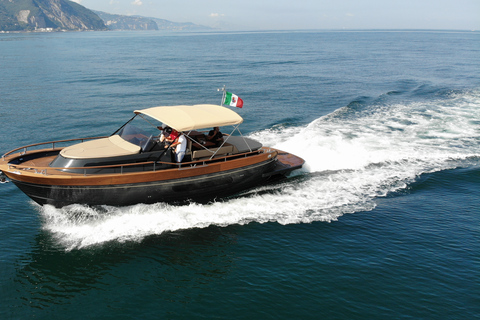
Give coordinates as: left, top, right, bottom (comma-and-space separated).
192, 145, 234, 160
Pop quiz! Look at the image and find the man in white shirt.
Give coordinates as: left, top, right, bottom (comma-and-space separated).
170, 133, 187, 162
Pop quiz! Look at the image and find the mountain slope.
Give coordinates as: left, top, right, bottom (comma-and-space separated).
93, 11, 158, 31
0, 0, 106, 31
94, 10, 213, 31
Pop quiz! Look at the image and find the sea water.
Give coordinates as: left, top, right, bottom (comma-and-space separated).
0, 30, 479, 319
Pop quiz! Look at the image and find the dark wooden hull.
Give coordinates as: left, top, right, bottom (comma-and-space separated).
1, 142, 305, 208
6, 157, 277, 207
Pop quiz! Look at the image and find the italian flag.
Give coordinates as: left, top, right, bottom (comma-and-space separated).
224, 91, 244, 108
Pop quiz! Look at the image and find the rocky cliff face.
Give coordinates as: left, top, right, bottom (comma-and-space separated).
94, 10, 213, 31
0, 0, 107, 31
93, 11, 158, 31
36, 0, 106, 30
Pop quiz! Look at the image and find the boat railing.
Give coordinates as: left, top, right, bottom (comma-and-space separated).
1, 136, 108, 160
5, 147, 275, 177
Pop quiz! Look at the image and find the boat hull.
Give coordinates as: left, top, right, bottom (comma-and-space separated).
8, 159, 277, 207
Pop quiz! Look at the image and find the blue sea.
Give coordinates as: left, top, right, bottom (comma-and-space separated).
0, 30, 479, 319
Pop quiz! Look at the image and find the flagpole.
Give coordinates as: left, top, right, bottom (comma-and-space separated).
218, 85, 226, 106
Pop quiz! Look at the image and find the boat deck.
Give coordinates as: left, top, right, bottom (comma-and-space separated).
21, 155, 57, 168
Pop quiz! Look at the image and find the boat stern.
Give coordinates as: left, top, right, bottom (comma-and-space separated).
262, 148, 305, 178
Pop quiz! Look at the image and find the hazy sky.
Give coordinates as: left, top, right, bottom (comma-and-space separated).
71, 0, 480, 31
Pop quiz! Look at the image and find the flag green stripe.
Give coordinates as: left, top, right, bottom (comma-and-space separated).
224, 92, 233, 105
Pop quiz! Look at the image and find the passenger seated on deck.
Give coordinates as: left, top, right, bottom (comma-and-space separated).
206, 127, 223, 147
170, 132, 187, 162
158, 126, 172, 145
157, 126, 179, 149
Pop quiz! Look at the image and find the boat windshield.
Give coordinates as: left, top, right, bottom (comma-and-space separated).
116, 117, 160, 147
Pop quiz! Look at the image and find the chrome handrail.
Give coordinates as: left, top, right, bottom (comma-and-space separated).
1, 136, 108, 160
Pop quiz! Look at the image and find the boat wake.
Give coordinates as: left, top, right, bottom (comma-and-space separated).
39, 89, 480, 250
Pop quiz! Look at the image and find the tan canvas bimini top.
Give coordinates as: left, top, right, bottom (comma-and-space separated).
134, 104, 243, 132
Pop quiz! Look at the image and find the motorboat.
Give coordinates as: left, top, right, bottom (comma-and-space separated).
0, 104, 304, 208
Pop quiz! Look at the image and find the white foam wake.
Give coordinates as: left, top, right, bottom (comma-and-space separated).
40, 89, 480, 250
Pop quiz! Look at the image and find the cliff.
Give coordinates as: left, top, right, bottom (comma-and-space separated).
94, 11, 213, 31
93, 11, 158, 31
0, 0, 107, 31
150, 17, 213, 31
